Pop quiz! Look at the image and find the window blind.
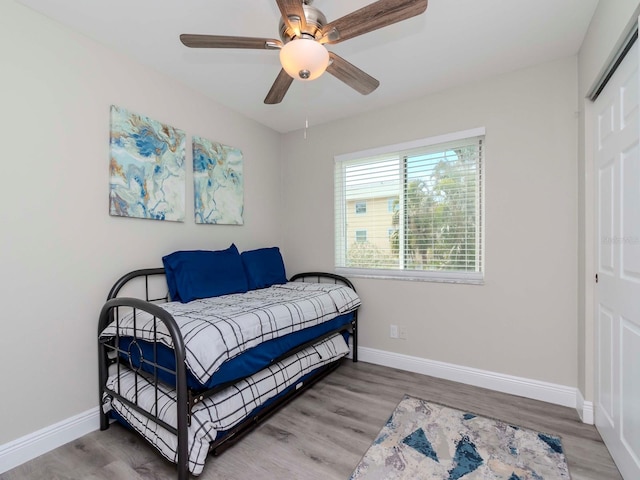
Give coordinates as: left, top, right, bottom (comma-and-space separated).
335, 132, 484, 283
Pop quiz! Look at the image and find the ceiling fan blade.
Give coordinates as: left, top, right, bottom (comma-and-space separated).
264, 69, 294, 104
326, 52, 379, 95
180, 34, 282, 50
321, 0, 428, 45
276, 0, 307, 35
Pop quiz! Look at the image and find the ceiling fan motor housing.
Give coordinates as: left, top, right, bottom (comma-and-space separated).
278, 3, 327, 42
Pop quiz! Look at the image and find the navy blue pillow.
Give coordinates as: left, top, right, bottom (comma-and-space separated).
162, 244, 248, 303
241, 247, 287, 290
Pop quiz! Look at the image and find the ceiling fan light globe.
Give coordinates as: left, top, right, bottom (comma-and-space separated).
279, 38, 329, 81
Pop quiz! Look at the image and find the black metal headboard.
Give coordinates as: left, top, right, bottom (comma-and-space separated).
107, 268, 168, 302
289, 271, 357, 291
107, 269, 357, 303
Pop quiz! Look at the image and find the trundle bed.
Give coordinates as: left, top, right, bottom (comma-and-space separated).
97, 245, 359, 479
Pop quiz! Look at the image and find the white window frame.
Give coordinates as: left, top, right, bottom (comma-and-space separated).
355, 229, 367, 243
334, 127, 485, 284
354, 201, 367, 215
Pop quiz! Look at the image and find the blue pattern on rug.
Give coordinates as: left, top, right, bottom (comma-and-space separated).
402, 428, 439, 462
447, 436, 483, 480
373, 432, 389, 445
538, 433, 564, 454
349, 395, 571, 480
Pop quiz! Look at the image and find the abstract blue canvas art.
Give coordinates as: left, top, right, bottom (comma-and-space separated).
192, 136, 244, 225
109, 105, 186, 221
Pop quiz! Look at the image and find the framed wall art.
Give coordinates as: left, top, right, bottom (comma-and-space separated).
109, 105, 186, 221
192, 136, 244, 225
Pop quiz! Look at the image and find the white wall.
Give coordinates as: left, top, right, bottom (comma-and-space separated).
281, 57, 579, 387
577, 0, 640, 402
0, 1, 282, 444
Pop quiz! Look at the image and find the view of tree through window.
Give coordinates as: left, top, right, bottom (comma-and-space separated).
335, 132, 484, 281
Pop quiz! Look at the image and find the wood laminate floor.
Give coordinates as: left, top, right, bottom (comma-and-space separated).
1, 361, 622, 479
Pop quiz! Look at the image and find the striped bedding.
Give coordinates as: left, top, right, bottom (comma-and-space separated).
104, 333, 349, 476
100, 282, 360, 385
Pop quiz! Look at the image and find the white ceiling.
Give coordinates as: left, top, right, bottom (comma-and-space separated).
17, 0, 599, 133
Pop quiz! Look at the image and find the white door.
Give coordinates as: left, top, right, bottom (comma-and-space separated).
594, 37, 640, 480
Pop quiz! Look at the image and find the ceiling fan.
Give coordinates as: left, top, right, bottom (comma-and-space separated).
179, 0, 428, 104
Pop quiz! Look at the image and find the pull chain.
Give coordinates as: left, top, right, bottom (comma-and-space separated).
303, 82, 309, 140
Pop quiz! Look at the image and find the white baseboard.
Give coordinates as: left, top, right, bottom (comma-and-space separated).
576, 388, 595, 425
0, 407, 101, 474
357, 346, 585, 415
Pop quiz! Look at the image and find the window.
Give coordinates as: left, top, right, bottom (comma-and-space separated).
355, 201, 367, 214
334, 128, 484, 283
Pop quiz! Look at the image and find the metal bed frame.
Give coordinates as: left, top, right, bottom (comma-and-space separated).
98, 269, 358, 480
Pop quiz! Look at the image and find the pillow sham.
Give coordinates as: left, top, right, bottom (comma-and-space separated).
241, 247, 287, 290
162, 244, 248, 303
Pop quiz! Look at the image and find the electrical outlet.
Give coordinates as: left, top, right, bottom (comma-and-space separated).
398, 326, 407, 340
390, 324, 399, 338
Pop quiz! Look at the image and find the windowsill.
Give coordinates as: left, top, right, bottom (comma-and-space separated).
335, 267, 484, 285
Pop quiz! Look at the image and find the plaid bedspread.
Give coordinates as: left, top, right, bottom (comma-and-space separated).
104, 333, 349, 476
100, 282, 359, 384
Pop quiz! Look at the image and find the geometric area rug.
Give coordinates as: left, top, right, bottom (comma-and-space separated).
350, 395, 571, 480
